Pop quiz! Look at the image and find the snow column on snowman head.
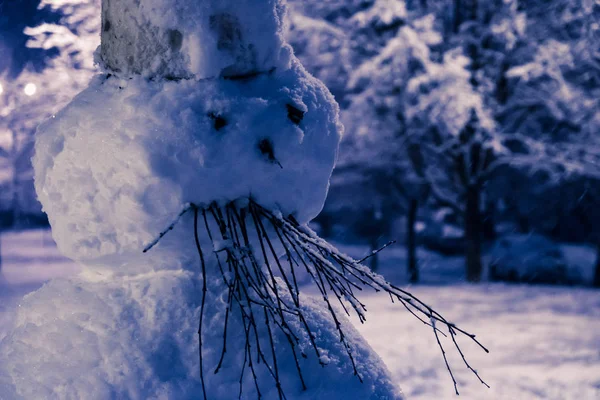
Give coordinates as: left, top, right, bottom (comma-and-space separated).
101, 0, 291, 80
34, 0, 342, 266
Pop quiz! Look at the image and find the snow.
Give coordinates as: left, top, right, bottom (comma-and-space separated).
9, 2, 406, 397
286, 13, 350, 102
560, 243, 597, 284
488, 234, 597, 285
99, 0, 293, 79
2, 230, 600, 399
349, 0, 406, 33
0, 230, 79, 288
34, 59, 341, 263
355, 284, 600, 400
404, 49, 495, 138
0, 231, 402, 399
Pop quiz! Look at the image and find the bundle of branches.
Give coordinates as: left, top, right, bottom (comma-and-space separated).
144, 198, 489, 399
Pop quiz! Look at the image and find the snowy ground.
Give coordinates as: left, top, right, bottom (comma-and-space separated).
1, 229, 599, 399
0, 229, 80, 343
355, 285, 600, 399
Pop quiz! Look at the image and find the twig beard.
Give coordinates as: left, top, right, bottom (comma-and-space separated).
145, 198, 489, 399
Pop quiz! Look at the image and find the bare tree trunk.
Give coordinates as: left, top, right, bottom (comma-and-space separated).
470, 0, 479, 23
482, 203, 496, 241
496, 59, 510, 105
453, 0, 463, 33
594, 241, 600, 288
453, 0, 479, 33
407, 198, 419, 283
10, 169, 19, 229
465, 185, 483, 282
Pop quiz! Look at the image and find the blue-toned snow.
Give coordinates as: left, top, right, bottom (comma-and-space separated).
1, 230, 599, 400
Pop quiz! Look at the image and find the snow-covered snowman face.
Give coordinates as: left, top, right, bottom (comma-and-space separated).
34, 60, 341, 264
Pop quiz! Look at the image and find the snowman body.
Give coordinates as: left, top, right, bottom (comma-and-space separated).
0, 264, 403, 399
0, 1, 403, 398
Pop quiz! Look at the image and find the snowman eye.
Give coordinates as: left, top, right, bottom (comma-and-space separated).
286, 104, 304, 125
210, 13, 242, 52
167, 29, 183, 52
208, 112, 227, 131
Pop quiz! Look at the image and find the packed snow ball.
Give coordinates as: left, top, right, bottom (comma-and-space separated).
0, 271, 404, 400
33, 59, 342, 263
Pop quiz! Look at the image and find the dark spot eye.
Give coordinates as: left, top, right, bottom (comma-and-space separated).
258, 138, 282, 168
167, 29, 183, 52
286, 104, 304, 125
210, 13, 243, 52
209, 113, 227, 131
103, 19, 111, 32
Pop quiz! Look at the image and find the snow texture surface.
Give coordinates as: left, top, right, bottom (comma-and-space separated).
99, 0, 293, 79
34, 59, 341, 264
0, 268, 402, 399
0, 229, 403, 399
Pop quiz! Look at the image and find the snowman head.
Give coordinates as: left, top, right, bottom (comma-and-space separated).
34, 59, 341, 264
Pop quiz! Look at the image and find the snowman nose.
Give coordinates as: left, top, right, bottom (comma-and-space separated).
258, 138, 283, 169
208, 113, 228, 132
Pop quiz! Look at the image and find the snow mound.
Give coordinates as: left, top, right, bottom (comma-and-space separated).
488, 234, 589, 285
33, 60, 341, 263
99, 0, 292, 79
0, 271, 403, 400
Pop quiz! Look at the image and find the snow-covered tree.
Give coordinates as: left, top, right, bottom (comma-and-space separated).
333, 19, 439, 280
0, 0, 100, 220
492, 133, 600, 286
286, 13, 350, 103
404, 50, 501, 282
0, 0, 98, 272
287, 0, 410, 106
288, 0, 597, 287
500, 40, 597, 141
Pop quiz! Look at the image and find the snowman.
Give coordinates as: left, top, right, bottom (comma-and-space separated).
0, 1, 485, 399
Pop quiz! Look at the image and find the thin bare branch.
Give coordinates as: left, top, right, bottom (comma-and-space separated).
144, 197, 489, 398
